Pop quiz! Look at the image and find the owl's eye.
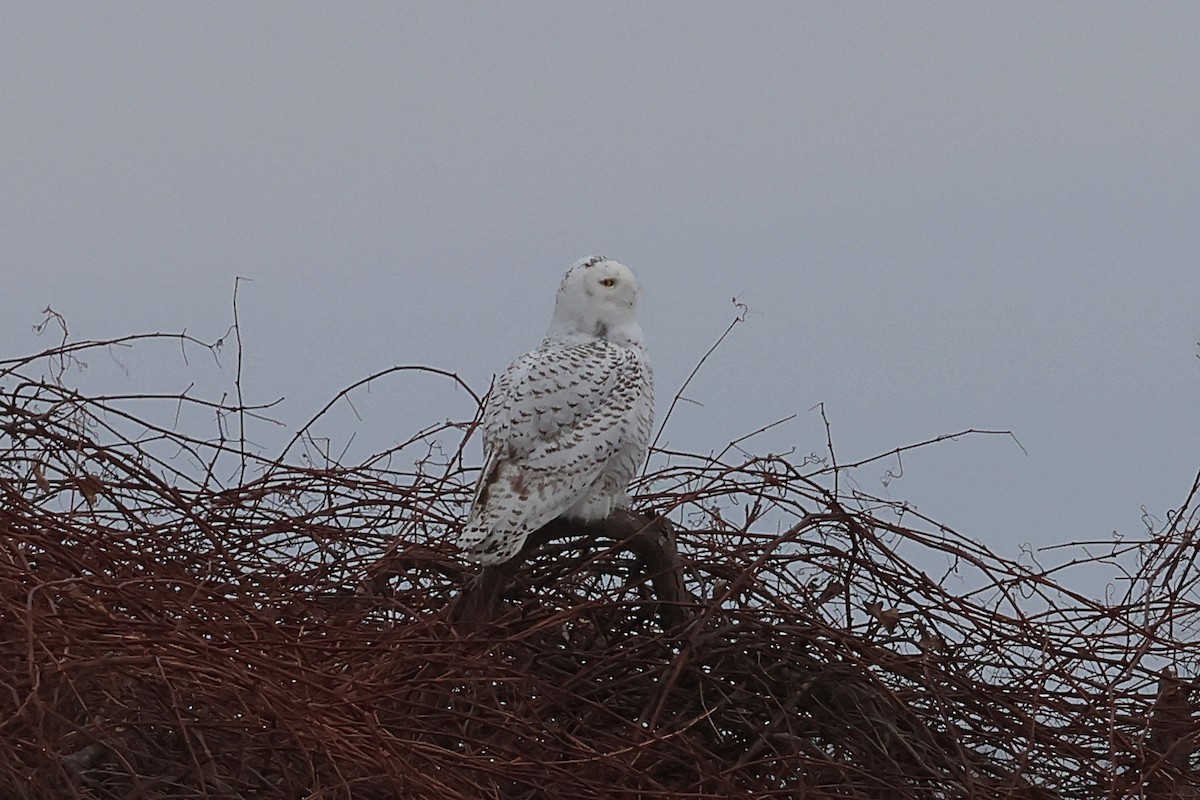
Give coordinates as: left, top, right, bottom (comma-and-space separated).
599, 278, 617, 287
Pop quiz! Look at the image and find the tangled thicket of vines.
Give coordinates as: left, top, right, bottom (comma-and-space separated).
1, 325, 1197, 799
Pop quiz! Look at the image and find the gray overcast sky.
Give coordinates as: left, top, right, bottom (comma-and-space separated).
2, 3, 1198, 572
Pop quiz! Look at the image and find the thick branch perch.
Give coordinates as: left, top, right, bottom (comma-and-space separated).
449, 509, 685, 629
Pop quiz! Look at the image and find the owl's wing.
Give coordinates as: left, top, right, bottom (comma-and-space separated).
459, 340, 649, 564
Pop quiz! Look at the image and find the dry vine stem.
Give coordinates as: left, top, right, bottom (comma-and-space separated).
443, 510, 685, 629
1, 330, 1198, 799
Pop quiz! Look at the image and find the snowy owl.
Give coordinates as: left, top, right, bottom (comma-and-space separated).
459, 256, 655, 565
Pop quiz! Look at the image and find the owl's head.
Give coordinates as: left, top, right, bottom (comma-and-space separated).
547, 256, 644, 345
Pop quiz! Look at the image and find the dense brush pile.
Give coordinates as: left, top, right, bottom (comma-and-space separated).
1, 332, 1197, 798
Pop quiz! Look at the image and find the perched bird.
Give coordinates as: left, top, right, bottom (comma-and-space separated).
459, 256, 655, 565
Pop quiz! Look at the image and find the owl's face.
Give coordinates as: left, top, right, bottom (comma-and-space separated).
554, 256, 642, 339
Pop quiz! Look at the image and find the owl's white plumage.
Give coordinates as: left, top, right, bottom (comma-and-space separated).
459, 256, 655, 565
